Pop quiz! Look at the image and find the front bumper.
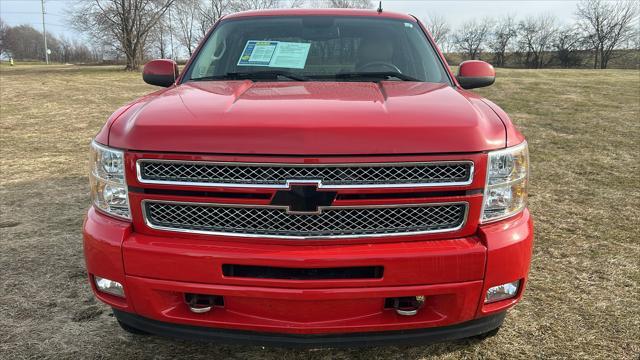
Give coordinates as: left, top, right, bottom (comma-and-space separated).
113, 308, 506, 347
83, 207, 533, 341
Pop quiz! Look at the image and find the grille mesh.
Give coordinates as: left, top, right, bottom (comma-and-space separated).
139, 161, 472, 186
144, 202, 467, 238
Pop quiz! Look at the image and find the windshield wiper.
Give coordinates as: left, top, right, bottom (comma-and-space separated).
333, 72, 421, 82
191, 71, 309, 82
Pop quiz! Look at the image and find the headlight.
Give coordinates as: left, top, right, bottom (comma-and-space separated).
89, 141, 130, 220
481, 142, 529, 223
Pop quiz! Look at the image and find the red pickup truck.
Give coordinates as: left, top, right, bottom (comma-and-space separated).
84, 8, 533, 347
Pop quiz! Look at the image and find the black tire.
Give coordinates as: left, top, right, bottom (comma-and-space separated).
117, 319, 151, 335
473, 326, 501, 340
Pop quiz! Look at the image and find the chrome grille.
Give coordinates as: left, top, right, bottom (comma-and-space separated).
137, 160, 473, 188
143, 201, 467, 239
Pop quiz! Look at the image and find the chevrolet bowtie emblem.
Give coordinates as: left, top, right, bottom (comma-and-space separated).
271, 183, 337, 214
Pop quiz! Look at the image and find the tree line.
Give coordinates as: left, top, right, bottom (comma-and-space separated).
1, 0, 637, 70
68, 0, 371, 70
0, 0, 370, 68
0, 18, 100, 64
429, 0, 638, 69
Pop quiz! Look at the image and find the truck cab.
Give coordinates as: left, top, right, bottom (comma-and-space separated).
84, 8, 533, 346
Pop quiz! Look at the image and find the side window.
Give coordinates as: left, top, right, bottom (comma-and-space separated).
191, 28, 228, 78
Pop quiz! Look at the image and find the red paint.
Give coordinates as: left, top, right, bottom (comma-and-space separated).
84, 8, 533, 340
142, 59, 179, 78
83, 206, 533, 334
122, 232, 487, 287
224, 8, 416, 21
107, 81, 506, 154
458, 60, 496, 78
477, 210, 534, 316
83, 207, 132, 310
124, 276, 484, 334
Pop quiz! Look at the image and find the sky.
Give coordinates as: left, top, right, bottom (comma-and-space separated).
383, 1, 580, 25
0, 0, 76, 39
0, 0, 581, 41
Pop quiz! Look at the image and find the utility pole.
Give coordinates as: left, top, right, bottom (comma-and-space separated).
41, 0, 49, 64
168, 6, 175, 60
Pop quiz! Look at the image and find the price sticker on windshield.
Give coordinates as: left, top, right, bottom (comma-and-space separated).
238, 40, 310, 69
238, 41, 278, 66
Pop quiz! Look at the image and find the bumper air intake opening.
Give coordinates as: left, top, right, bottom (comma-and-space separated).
222, 264, 384, 280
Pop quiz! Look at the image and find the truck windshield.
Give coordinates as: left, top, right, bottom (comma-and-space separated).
184, 16, 450, 84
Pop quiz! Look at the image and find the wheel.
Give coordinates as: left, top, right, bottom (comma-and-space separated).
117, 319, 150, 335
473, 326, 501, 340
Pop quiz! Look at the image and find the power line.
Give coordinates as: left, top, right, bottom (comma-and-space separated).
0, 11, 63, 17
9, 22, 66, 27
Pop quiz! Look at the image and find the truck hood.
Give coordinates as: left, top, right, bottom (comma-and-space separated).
108, 81, 506, 155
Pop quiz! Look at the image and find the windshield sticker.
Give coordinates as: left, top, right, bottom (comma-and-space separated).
238, 41, 278, 66
270, 42, 311, 69
238, 40, 311, 69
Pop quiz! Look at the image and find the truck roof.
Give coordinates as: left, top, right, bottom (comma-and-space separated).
224, 8, 417, 21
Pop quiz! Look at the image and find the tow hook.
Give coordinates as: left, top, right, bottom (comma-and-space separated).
185, 293, 220, 314
393, 296, 425, 316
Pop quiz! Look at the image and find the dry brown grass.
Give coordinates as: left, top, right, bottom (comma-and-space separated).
1, 64, 639, 359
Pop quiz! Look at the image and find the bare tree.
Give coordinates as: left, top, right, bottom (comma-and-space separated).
70, 0, 175, 70
0, 18, 8, 59
576, 0, 639, 69
517, 15, 557, 68
196, 0, 232, 38
553, 25, 584, 68
453, 18, 493, 60
232, 0, 281, 11
2, 24, 47, 61
58, 35, 73, 63
488, 15, 517, 67
288, 0, 307, 7
1, 22, 97, 63
425, 14, 451, 51
57, 35, 96, 63
632, 25, 640, 51
148, 14, 171, 58
173, 0, 199, 56
193, 0, 305, 45
309, 0, 371, 8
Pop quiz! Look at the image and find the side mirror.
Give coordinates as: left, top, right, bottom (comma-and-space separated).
142, 59, 179, 87
456, 60, 495, 89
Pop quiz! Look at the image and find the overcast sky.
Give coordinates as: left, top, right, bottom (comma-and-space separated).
0, 0, 581, 41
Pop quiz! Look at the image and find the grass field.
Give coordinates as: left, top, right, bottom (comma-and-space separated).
0, 64, 639, 359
